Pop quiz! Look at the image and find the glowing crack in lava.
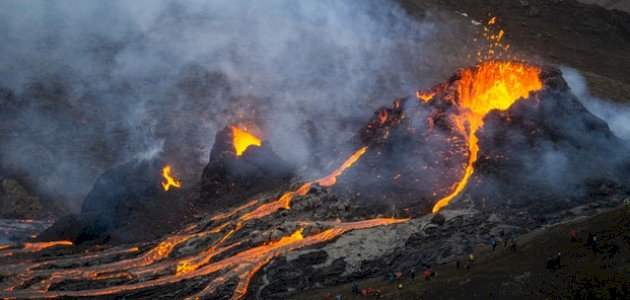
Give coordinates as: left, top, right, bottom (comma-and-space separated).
420, 61, 542, 212
231, 126, 262, 156
161, 165, 182, 191
0, 147, 399, 300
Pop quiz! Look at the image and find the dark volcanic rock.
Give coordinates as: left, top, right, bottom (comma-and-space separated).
81, 158, 164, 219
431, 212, 446, 225
36, 212, 112, 244
37, 158, 193, 244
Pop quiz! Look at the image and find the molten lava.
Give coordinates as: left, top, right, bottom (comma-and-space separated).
22, 241, 73, 251
161, 165, 181, 191
241, 147, 367, 221
231, 126, 262, 156
318, 147, 368, 187
427, 61, 542, 212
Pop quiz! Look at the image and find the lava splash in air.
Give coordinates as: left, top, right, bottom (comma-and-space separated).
161, 165, 182, 191
231, 126, 262, 156
422, 61, 543, 212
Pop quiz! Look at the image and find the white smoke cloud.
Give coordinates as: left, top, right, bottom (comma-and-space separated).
0, 0, 472, 211
561, 67, 630, 140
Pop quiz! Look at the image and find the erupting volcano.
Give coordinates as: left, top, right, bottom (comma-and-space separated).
3, 57, 627, 299
419, 61, 543, 212
2, 58, 629, 299
2, 1, 629, 298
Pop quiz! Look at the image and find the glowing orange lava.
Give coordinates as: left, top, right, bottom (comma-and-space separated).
317, 147, 367, 187
241, 147, 367, 221
161, 165, 181, 191
416, 91, 435, 102
431, 61, 542, 212
0, 241, 74, 258
231, 126, 262, 156
22, 241, 73, 251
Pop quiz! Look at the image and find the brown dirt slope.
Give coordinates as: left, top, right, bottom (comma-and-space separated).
295, 205, 630, 299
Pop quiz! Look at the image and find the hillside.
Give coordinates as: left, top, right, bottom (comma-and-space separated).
297, 206, 630, 299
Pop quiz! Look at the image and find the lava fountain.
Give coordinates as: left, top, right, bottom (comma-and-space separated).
231, 126, 262, 156
419, 61, 543, 212
161, 165, 182, 191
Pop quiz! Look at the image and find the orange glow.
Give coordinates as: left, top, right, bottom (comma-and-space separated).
22, 241, 73, 251
317, 147, 367, 187
241, 147, 367, 220
377, 110, 388, 124
1, 241, 74, 258
432, 61, 542, 212
416, 83, 448, 103
475, 16, 512, 62
416, 91, 435, 102
161, 165, 181, 191
240, 182, 312, 221
231, 126, 262, 156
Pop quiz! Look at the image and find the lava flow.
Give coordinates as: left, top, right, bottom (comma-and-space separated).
318, 147, 368, 187
161, 165, 182, 191
421, 61, 543, 212
0, 241, 73, 258
0, 147, 397, 300
231, 126, 262, 156
241, 146, 368, 221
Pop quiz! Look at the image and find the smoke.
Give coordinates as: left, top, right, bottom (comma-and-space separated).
469, 67, 630, 211
561, 67, 630, 140
0, 1, 472, 211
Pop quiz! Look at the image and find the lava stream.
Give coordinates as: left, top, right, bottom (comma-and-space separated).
317, 147, 368, 187
241, 147, 367, 220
